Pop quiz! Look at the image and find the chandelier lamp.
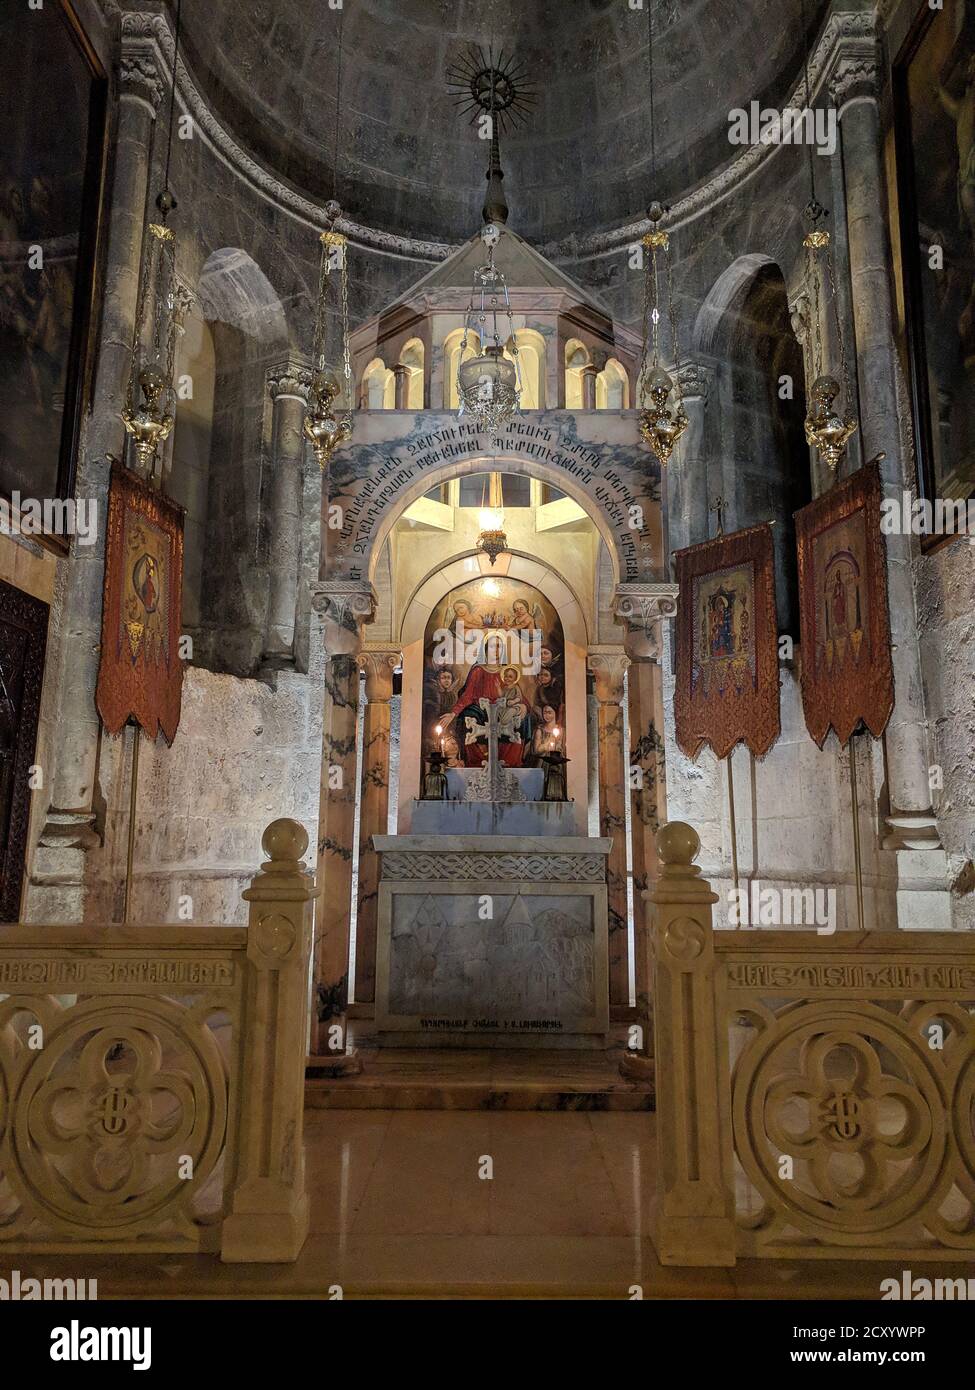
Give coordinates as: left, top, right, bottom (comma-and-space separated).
476, 470, 508, 565
304, 12, 354, 471
634, 5, 688, 465
304, 205, 354, 470
122, 1, 185, 475
457, 223, 522, 432
797, 0, 857, 475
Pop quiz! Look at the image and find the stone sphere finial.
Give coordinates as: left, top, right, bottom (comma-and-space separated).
656, 820, 700, 867
262, 817, 309, 863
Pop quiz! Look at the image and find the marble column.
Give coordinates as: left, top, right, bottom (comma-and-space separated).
581, 363, 597, 411
354, 643, 400, 1004
393, 364, 410, 410
830, 51, 942, 857
587, 646, 631, 1011
309, 581, 377, 1064
27, 37, 166, 921
613, 583, 678, 1071
263, 360, 311, 668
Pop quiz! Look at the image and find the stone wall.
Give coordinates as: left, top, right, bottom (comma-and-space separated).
27, 665, 321, 925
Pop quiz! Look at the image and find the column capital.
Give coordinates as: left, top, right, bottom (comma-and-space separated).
359, 644, 401, 702
119, 13, 173, 112
820, 16, 881, 108
587, 645, 630, 702
676, 360, 714, 402
267, 358, 312, 404
310, 581, 377, 656
612, 582, 679, 663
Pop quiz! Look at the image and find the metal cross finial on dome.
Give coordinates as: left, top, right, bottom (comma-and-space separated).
446, 45, 537, 225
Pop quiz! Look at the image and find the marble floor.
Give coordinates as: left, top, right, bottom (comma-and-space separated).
15, 1110, 972, 1299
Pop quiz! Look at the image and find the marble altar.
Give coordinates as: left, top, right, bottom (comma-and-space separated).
373, 834, 611, 1047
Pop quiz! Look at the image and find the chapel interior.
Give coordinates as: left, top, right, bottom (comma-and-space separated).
1, 0, 975, 1302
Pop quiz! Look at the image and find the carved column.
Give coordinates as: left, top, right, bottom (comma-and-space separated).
670, 361, 714, 555
354, 644, 400, 1004
613, 583, 678, 1071
649, 821, 735, 1267
263, 360, 311, 668
27, 33, 166, 920
309, 581, 377, 1064
587, 646, 631, 1011
829, 49, 941, 857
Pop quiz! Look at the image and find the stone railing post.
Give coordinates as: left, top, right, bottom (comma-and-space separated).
649, 821, 735, 1267
222, 818, 315, 1263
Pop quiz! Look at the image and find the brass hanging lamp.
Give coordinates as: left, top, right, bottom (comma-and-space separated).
447, 46, 536, 433
303, 17, 354, 469
798, 0, 857, 474
476, 469, 508, 565
122, 0, 185, 476
636, 6, 687, 464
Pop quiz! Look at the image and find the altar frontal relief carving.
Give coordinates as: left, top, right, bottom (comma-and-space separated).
384, 889, 603, 1034
424, 578, 565, 771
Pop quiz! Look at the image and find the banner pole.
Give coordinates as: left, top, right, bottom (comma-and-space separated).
726, 753, 740, 901
123, 722, 141, 924
849, 730, 865, 931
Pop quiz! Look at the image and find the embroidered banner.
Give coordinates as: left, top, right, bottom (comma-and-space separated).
795, 460, 894, 747
96, 462, 184, 743
674, 523, 780, 760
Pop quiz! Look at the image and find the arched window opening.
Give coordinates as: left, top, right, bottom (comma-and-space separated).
724, 263, 810, 634
399, 337, 425, 409
362, 357, 395, 409
595, 357, 629, 409
564, 339, 590, 409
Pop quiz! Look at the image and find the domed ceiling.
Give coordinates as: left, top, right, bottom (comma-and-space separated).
178, 0, 831, 247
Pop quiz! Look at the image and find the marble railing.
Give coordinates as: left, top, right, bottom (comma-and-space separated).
0, 819, 313, 1262
649, 822, 975, 1266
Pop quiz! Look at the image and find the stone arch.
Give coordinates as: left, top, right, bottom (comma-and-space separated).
194, 248, 290, 673
398, 338, 425, 409
197, 246, 290, 349
396, 552, 591, 824
596, 356, 629, 409
358, 454, 624, 592
691, 252, 778, 357
695, 255, 810, 633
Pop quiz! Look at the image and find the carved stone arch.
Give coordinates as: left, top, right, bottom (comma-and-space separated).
692, 253, 778, 357
395, 551, 592, 826
352, 453, 625, 592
